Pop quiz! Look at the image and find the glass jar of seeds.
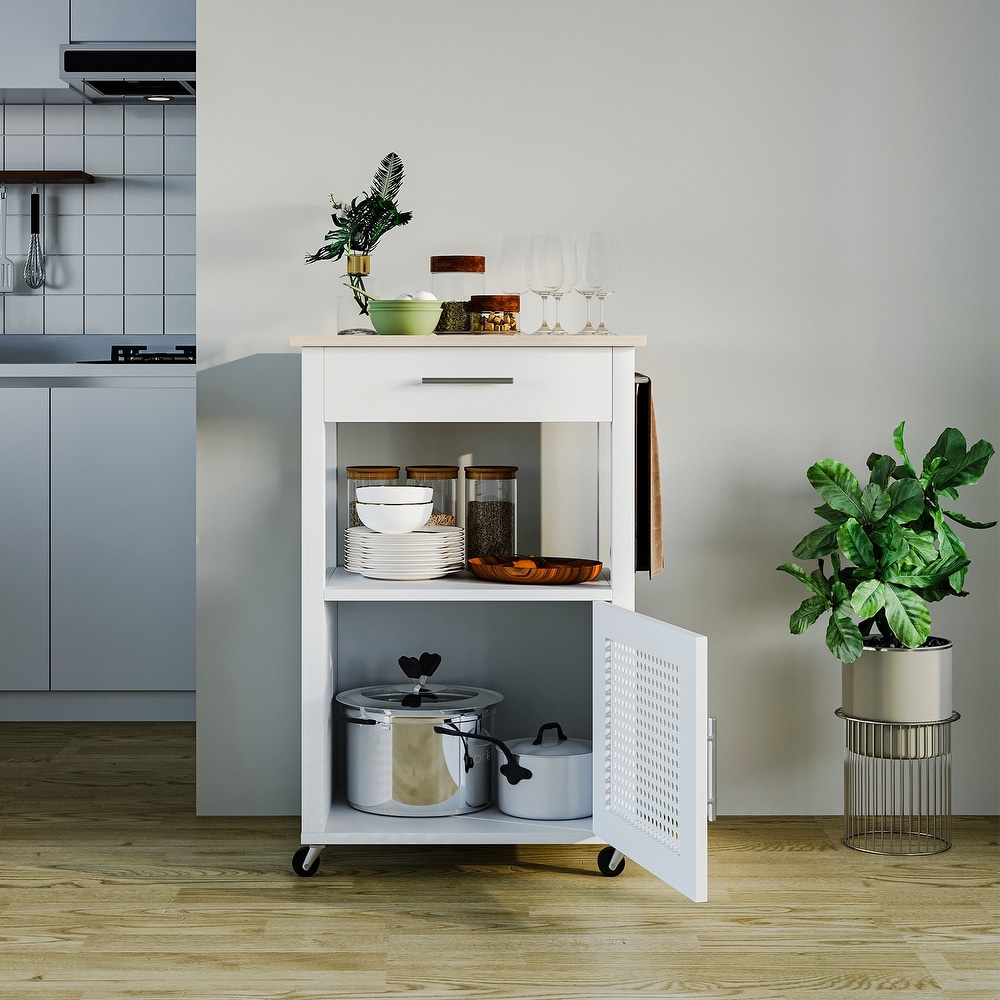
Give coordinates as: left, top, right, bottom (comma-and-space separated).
465, 466, 517, 561
346, 466, 399, 527
430, 255, 485, 332
468, 294, 520, 334
405, 466, 458, 526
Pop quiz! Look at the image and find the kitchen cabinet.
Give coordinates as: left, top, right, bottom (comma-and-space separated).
70, 0, 195, 42
0, 0, 68, 92
292, 335, 710, 900
49, 385, 195, 691
0, 377, 195, 700
0, 388, 50, 690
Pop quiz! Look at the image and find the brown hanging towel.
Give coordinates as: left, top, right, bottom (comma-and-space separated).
635, 374, 664, 577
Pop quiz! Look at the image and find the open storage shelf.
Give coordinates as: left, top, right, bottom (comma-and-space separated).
324, 566, 613, 602
0, 170, 95, 185
307, 798, 599, 845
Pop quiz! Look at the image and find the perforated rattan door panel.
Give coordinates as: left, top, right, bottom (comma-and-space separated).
592, 602, 708, 901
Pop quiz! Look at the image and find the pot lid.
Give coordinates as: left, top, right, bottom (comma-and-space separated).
337, 683, 503, 717
507, 722, 592, 757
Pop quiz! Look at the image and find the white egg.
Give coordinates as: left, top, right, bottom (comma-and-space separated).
395, 293, 414, 300
412, 290, 437, 301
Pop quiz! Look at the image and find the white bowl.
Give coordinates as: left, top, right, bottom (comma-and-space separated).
355, 500, 433, 534
355, 485, 433, 504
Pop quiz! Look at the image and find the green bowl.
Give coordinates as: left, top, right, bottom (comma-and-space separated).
368, 299, 443, 336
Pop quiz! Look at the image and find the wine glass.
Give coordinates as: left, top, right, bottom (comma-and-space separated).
495, 234, 529, 296
574, 232, 606, 334
549, 233, 577, 335
525, 232, 563, 335
594, 233, 620, 335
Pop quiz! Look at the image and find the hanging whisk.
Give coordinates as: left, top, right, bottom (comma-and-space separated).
23, 187, 45, 289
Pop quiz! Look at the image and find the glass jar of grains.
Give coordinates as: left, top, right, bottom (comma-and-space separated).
405, 466, 458, 526
346, 466, 399, 527
468, 294, 520, 334
430, 255, 485, 332
465, 466, 517, 561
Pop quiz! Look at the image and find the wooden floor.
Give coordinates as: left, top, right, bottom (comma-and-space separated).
0, 724, 996, 1000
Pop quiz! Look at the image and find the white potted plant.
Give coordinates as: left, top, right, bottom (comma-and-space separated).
778, 422, 996, 722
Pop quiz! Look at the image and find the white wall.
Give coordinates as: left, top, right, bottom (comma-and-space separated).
197, 0, 999, 815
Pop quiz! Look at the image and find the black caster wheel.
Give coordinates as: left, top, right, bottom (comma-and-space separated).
292, 846, 320, 877
597, 846, 626, 877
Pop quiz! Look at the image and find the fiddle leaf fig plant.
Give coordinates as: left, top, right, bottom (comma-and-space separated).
777, 422, 996, 663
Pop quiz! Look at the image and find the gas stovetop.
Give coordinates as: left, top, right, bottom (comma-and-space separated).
79, 345, 196, 364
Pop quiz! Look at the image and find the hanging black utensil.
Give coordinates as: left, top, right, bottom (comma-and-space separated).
23, 188, 44, 289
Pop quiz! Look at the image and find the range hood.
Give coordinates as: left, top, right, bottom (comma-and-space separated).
59, 43, 195, 104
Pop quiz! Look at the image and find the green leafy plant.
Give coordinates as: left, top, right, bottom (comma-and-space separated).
304, 151, 413, 313
777, 422, 996, 662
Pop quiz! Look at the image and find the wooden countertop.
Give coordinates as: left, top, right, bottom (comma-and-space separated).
291, 334, 646, 348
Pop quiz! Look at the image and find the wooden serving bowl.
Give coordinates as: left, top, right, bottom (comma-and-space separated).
467, 556, 603, 585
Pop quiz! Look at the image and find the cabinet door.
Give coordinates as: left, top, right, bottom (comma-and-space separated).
70, 0, 195, 42
593, 602, 709, 901
49, 386, 195, 691
0, 388, 50, 691
0, 0, 67, 91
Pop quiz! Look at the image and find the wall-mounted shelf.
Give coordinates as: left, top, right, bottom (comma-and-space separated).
0, 171, 95, 185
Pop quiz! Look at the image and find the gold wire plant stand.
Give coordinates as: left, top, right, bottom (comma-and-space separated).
836, 709, 960, 855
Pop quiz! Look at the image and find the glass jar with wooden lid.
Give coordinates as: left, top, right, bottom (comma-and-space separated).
405, 465, 458, 526
468, 294, 520, 334
430, 255, 485, 332
465, 466, 517, 560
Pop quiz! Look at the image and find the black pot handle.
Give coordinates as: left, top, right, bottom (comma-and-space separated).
533, 722, 568, 745
433, 725, 533, 785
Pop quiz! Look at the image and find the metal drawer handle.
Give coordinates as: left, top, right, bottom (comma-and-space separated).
420, 377, 514, 385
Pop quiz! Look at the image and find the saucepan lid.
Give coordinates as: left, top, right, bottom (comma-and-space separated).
337, 683, 503, 717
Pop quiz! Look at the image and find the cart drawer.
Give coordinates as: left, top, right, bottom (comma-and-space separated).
323, 347, 612, 422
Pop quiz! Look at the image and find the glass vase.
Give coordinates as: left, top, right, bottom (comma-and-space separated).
337, 254, 378, 335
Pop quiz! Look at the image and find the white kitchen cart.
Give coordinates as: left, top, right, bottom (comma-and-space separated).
292, 334, 711, 901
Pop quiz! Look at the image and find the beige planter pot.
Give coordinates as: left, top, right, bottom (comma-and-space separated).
841, 640, 953, 723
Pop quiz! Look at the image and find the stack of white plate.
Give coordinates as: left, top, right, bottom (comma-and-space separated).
344, 525, 465, 580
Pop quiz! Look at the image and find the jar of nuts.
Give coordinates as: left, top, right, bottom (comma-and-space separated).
468, 294, 520, 334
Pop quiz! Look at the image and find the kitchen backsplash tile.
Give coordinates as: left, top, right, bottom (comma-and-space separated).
0, 103, 195, 338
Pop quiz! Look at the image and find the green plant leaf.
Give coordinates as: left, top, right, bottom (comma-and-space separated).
851, 579, 885, 619
792, 523, 840, 560
860, 482, 890, 523
886, 478, 925, 523
837, 519, 876, 570
893, 421, 917, 478
934, 438, 996, 491
866, 453, 896, 488
887, 553, 969, 591
942, 508, 998, 531
882, 584, 931, 648
813, 503, 849, 525
826, 612, 864, 663
900, 527, 938, 564
807, 460, 865, 520
871, 519, 907, 570
924, 427, 967, 474
370, 152, 405, 203
789, 595, 829, 634
776, 562, 828, 598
